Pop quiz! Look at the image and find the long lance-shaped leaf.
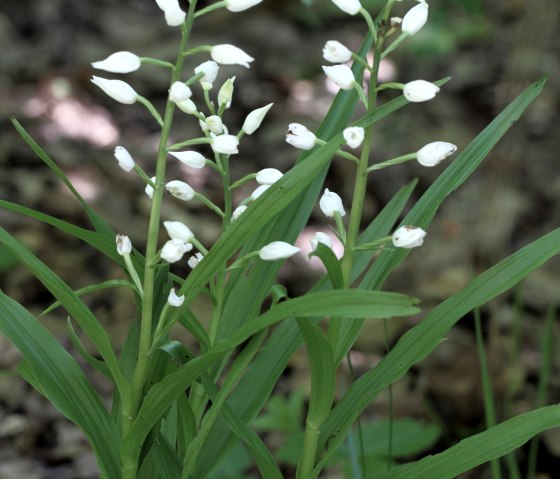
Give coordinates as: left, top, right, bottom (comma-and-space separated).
314, 227, 560, 474
0, 227, 128, 396
369, 405, 560, 479
0, 292, 121, 477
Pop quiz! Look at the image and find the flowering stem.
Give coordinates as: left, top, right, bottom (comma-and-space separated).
133, 164, 155, 187
194, 192, 225, 218
136, 95, 164, 127
167, 137, 212, 150
194, 1, 226, 18
140, 57, 175, 69
367, 152, 416, 172
123, 253, 143, 297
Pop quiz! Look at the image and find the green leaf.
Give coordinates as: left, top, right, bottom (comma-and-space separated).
308, 243, 344, 290
0, 292, 121, 477
66, 318, 111, 378
369, 405, 560, 479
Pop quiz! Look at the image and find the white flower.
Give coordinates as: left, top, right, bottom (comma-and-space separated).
211, 134, 239, 155
310, 232, 333, 252
416, 141, 457, 167
218, 77, 235, 109
164, 220, 195, 242
392, 225, 427, 248
200, 115, 223, 134
154, 0, 186, 26
169, 151, 206, 169
188, 252, 204, 269
91, 51, 141, 74
225, 0, 263, 12
91, 76, 138, 104
169, 82, 193, 102
259, 241, 300, 261
194, 61, 220, 89
176, 99, 197, 114
322, 65, 355, 90
160, 238, 191, 263
116, 234, 132, 255
242, 103, 273, 135
343, 126, 365, 149
330, 0, 362, 15
250, 184, 270, 200
145, 176, 156, 199
403, 80, 440, 102
319, 189, 346, 218
167, 288, 185, 307
166, 180, 195, 201
256, 168, 283, 185
285, 123, 317, 150
402, 0, 429, 36
211, 44, 254, 68
323, 40, 352, 63
114, 146, 135, 172
232, 205, 247, 220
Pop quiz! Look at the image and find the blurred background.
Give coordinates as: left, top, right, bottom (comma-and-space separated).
0, 0, 559, 477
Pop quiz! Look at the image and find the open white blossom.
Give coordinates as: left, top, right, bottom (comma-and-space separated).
392, 225, 426, 248
211, 44, 254, 68
319, 189, 346, 218
160, 239, 192, 263
211, 134, 239, 155
91, 76, 138, 104
323, 41, 352, 63
285, 123, 317, 150
343, 126, 365, 149
259, 241, 300, 261
194, 61, 219, 89
167, 288, 185, 307
91, 51, 141, 74
114, 146, 135, 172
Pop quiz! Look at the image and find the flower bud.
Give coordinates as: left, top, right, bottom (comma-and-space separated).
154, 0, 186, 26
91, 51, 141, 74
194, 61, 220, 86
232, 205, 247, 220
403, 80, 440, 102
167, 287, 185, 307
392, 225, 426, 248
322, 65, 355, 90
169, 151, 206, 169
285, 123, 317, 150
188, 252, 204, 269
169, 82, 193, 102
343, 126, 365, 149
161, 239, 190, 263
176, 99, 197, 115
200, 115, 223, 134
211, 134, 239, 155
218, 77, 236, 109
114, 146, 135, 172
164, 221, 195, 242
242, 103, 273, 135
330, 0, 362, 15
166, 180, 195, 201
322, 41, 352, 63
225, 0, 263, 12
310, 232, 333, 252
402, 0, 429, 36
116, 234, 132, 256
259, 241, 300, 261
145, 177, 156, 199
319, 189, 346, 218
211, 44, 254, 69
250, 184, 270, 200
91, 76, 138, 104
416, 141, 457, 167
256, 168, 283, 185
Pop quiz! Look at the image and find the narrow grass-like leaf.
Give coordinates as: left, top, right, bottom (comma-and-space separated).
67, 317, 111, 379
369, 405, 560, 479
309, 243, 344, 290
0, 292, 120, 477
151, 433, 182, 479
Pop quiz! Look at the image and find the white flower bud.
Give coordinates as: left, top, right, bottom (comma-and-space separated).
329, 0, 362, 15
211, 134, 239, 155
416, 141, 457, 167
242, 103, 273, 135
176, 99, 197, 114
145, 177, 156, 199
116, 234, 132, 256
250, 184, 270, 200
392, 225, 427, 249
322, 65, 355, 90
232, 205, 247, 220
259, 241, 300, 261
91, 51, 141, 74
188, 252, 204, 269
319, 189, 346, 218
403, 80, 440, 102
285, 123, 317, 150
310, 232, 333, 252
194, 61, 220, 85
160, 239, 192, 263
169, 151, 206, 169
164, 6, 186, 26
166, 180, 195, 201
225, 0, 263, 12
114, 146, 135, 172
91, 76, 138, 104
402, 0, 429, 36
322, 41, 352, 63
218, 77, 235, 109
200, 115, 223, 134
256, 168, 283, 185
211, 44, 254, 69
167, 287, 185, 307
343, 126, 365, 149
164, 220, 194, 243
169, 82, 193, 102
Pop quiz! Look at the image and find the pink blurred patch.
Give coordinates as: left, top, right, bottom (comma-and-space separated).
296, 228, 344, 272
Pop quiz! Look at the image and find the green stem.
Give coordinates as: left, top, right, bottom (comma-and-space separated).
167, 137, 212, 151
367, 152, 416, 172
297, 421, 320, 479
140, 57, 175, 69
137, 96, 164, 127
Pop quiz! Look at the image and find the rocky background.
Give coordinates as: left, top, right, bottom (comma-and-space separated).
0, 0, 559, 477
